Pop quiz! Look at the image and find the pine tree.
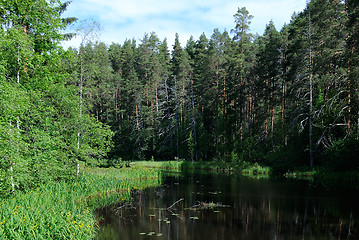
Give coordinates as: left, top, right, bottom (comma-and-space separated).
229, 7, 254, 157
256, 21, 282, 151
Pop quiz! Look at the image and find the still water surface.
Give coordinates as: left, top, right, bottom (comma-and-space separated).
96, 171, 359, 240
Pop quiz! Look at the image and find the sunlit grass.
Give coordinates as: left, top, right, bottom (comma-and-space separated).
0, 166, 161, 239
240, 162, 271, 176
131, 160, 184, 170
133, 159, 272, 176
284, 169, 317, 179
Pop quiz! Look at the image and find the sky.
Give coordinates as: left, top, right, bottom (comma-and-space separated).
61, 0, 307, 49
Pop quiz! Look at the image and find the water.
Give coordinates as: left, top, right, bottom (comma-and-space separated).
96, 171, 359, 240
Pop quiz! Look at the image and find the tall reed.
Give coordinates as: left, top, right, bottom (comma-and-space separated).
0, 166, 161, 239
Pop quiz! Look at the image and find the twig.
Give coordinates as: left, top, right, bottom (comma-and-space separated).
190, 203, 202, 209
167, 198, 184, 210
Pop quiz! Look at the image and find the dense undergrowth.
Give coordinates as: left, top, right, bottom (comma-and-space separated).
0, 166, 161, 239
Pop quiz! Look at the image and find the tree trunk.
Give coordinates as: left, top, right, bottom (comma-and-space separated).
77, 163, 80, 178
271, 106, 275, 152
239, 36, 244, 143
345, 0, 352, 135
10, 164, 15, 192
77, 54, 84, 178
265, 77, 269, 139
190, 76, 198, 162
164, 78, 173, 149
347, 60, 351, 135
17, 45, 20, 84
308, 7, 314, 168
10, 43, 21, 191
155, 85, 159, 114
135, 104, 140, 131
282, 39, 288, 146
215, 52, 219, 156
78, 55, 83, 151
174, 77, 179, 158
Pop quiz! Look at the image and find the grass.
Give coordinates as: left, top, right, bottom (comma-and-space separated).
284, 167, 359, 188
284, 168, 317, 180
239, 162, 271, 176
180, 160, 271, 177
130, 160, 183, 170
132, 159, 272, 177
0, 166, 162, 239
130, 160, 228, 172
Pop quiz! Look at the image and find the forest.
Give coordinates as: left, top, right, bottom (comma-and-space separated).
1, 0, 359, 194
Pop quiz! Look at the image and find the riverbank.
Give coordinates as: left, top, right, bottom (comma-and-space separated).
284, 167, 359, 188
131, 160, 359, 186
130, 160, 271, 176
0, 166, 162, 239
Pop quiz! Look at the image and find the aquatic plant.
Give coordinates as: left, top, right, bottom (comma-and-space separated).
0, 167, 161, 239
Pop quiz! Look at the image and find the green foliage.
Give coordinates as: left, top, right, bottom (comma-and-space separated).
131, 160, 183, 170
240, 162, 271, 176
231, 151, 239, 163
188, 132, 195, 161
0, 167, 162, 239
0, 0, 114, 194
324, 136, 359, 171
284, 167, 317, 179
76, 114, 114, 163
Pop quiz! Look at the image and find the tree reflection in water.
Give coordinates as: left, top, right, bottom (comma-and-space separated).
96, 172, 359, 240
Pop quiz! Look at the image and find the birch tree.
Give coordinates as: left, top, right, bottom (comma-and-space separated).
74, 20, 101, 176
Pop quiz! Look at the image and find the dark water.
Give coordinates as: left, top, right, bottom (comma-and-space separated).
96, 171, 359, 240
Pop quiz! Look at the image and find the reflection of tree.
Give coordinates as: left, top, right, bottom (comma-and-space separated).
96, 175, 359, 240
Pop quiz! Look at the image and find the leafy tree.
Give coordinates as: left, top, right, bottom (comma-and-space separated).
0, 0, 114, 194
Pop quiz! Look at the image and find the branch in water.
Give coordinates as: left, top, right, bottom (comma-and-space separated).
167, 198, 184, 210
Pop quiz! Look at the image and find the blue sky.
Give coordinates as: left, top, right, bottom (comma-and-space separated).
61, 0, 307, 49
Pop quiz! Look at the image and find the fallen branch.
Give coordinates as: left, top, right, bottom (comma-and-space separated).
167, 198, 184, 210
187, 201, 230, 210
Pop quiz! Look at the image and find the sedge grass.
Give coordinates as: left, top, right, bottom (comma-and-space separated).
0, 166, 161, 239
131, 160, 184, 170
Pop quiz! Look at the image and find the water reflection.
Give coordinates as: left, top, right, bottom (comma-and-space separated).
96, 172, 359, 240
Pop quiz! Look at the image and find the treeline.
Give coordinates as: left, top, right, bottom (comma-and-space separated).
1, 0, 359, 194
69, 0, 359, 171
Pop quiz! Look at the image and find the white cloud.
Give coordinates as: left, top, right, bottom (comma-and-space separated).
245, 0, 307, 33
61, 0, 307, 49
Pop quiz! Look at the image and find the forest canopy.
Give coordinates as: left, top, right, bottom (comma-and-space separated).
1, 0, 359, 194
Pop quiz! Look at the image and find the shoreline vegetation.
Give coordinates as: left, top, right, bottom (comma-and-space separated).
132, 160, 359, 185
0, 165, 161, 239
131, 160, 359, 184
131, 160, 271, 175
1, 160, 358, 239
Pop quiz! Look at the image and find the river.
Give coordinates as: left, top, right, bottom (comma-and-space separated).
96, 171, 359, 240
